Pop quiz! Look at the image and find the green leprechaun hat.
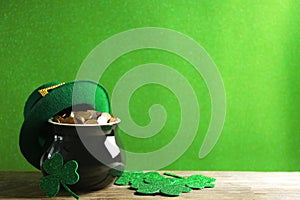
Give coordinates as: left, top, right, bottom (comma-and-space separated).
19, 80, 111, 169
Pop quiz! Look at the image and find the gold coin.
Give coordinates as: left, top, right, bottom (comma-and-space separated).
62, 117, 75, 124
109, 116, 117, 123
74, 111, 93, 120
84, 119, 98, 124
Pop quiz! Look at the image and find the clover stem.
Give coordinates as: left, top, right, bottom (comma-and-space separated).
163, 172, 184, 179
62, 183, 80, 200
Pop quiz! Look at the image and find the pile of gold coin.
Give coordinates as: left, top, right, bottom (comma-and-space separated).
52, 110, 117, 125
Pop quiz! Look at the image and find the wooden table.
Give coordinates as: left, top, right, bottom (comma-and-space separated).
0, 171, 299, 199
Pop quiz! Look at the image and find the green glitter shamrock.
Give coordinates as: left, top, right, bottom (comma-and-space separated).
114, 170, 144, 185
136, 177, 192, 196
164, 173, 215, 189
137, 172, 192, 196
114, 171, 216, 197
39, 153, 80, 200
185, 174, 216, 189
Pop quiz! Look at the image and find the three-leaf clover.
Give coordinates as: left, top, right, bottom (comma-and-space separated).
137, 177, 192, 196
114, 171, 216, 197
185, 174, 216, 189
40, 153, 80, 199
114, 171, 144, 185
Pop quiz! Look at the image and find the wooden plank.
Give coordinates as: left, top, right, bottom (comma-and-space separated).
0, 171, 299, 199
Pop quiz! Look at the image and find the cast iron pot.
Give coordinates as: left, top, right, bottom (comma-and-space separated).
40, 118, 124, 191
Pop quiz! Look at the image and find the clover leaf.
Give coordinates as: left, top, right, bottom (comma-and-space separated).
40, 153, 80, 199
133, 177, 191, 196
160, 185, 192, 196
114, 171, 144, 185
186, 174, 216, 189
114, 171, 216, 197
136, 183, 161, 194
130, 173, 191, 196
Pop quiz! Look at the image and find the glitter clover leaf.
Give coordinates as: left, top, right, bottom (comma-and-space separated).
114, 171, 216, 197
185, 174, 216, 189
39, 153, 80, 199
160, 185, 192, 196
114, 171, 144, 185
130, 172, 191, 196
136, 177, 192, 196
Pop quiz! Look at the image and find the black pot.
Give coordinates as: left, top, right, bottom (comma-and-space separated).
40, 118, 124, 191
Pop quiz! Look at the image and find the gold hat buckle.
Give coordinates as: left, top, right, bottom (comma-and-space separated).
38, 82, 65, 97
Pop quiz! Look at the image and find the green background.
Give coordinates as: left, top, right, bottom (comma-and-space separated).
1, 0, 299, 171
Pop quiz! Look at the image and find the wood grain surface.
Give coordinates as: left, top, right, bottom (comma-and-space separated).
0, 171, 299, 200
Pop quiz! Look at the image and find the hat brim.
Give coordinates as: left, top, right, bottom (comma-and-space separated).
20, 80, 111, 169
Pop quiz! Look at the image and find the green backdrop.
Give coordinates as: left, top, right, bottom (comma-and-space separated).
1, 0, 299, 171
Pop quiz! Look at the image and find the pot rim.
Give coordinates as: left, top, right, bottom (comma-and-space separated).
48, 118, 121, 127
